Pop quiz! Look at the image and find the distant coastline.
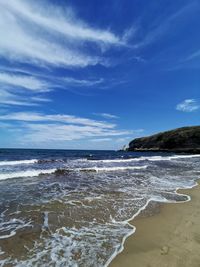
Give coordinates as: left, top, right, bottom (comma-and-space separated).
127, 126, 200, 154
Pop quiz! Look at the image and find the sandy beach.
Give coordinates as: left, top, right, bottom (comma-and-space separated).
110, 182, 200, 267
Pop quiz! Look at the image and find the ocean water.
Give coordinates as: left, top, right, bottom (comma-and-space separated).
0, 149, 200, 266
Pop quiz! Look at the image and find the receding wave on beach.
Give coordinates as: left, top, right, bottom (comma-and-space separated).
0, 149, 199, 266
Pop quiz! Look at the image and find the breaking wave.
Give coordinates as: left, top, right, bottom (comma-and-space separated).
74, 165, 148, 172
0, 169, 57, 180
87, 154, 200, 163
0, 159, 38, 166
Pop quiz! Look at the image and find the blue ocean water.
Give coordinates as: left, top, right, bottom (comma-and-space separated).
0, 149, 200, 266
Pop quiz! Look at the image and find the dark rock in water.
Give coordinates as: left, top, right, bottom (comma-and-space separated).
54, 169, 72, 175
128, 126, 200, 153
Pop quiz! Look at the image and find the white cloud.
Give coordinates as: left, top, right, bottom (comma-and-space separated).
0, 111, 133, 144
0, 90, 39, 106
115, 137, 131, 143
0, 13, 98, 67
0, 69, 106, 106
176, 99, 200, 112
122, 27, 137, 44
20, 123, 131, 143
0, 66, 105, 89
64, 78, 104, 87
1, 0, 121, 45
89, 138, 112, 142
0, 1, 130, 107
94, 113, 119, 119
0, 71, 52, 106
30, 96, 51, 103
0, 112, 116, 128
0, 0, 122, 67
25, 123, 127, 142
0, 72, 49, 92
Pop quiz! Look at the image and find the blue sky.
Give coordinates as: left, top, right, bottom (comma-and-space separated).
0, 0, 200, 150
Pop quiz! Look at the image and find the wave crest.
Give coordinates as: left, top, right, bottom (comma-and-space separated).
0, 159, 38, 166
0, 169, 57, 181
87, 154, 200, 163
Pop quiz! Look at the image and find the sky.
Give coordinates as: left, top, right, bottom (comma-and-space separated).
0, 0, 200, 150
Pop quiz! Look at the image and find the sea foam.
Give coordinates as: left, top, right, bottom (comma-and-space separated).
75, 165, 148, 172
0, 159, 38, 166
87, 154, 200, 163
0, 169, 56, 181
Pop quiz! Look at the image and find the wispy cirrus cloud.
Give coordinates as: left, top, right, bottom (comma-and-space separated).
133, 2, 198, 50
0, 0, 133, 108
0, 69, 106, 106
23, 124, 130, 142
0, 90, 48, 106
176, 99, 200, 112
94, 113, 119, 119
0, 12, 99, 68
0, 112, 116, 129
64, 78, 104, 87
1, 0, 121, 45
89, 138, 112, 142
0, 71, 51, 106
0, 111, 134, 145
0, 0, 123, 68
0, 72, 50, 92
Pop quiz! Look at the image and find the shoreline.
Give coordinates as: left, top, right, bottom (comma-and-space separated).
109, 181, 200, 267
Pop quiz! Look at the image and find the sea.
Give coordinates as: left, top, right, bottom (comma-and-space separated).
0, 148, 200, 267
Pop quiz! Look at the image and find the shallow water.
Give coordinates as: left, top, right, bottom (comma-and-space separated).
0, 149, 199, 266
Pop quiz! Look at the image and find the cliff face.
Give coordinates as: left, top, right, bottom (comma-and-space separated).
128, 126, 200, 153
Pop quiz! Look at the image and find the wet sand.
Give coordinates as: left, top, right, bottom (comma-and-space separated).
110, 182, 200, 267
